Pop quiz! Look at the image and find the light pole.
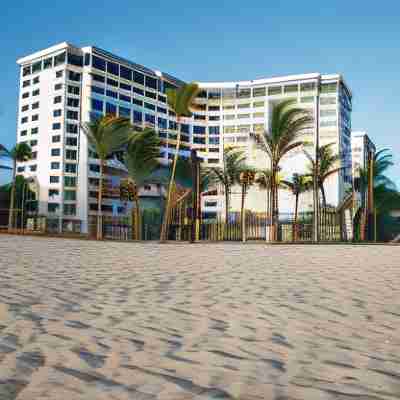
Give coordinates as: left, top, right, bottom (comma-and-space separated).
313, 81, 321, 242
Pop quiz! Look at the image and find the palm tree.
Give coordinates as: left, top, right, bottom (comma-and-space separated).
250, 99, 313, 241
238, 168, 256, 242
0, 143, 32, 231
82, 115, 131, 240
124, 128, 160, 240
160, 82, 199, 241
208, 148, 246, 222
282, 173, 312, 241
305, 143, 341, 208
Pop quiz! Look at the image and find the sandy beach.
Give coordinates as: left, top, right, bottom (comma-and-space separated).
0, 234, 400, 399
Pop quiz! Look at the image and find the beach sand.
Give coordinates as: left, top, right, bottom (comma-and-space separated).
0, 235, 399, 399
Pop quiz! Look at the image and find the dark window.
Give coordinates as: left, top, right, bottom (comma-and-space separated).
49, 189, 59, 197
158, 95, 166, 103
157, 107, 167, 114
145, 114, 155, 125
33, 76, 40, 84
89, 164, 100, 172
133, 110, 142, 123
68, 85, 80, 95
32, 61, 42, 73
21, 117, 28, 124
132, 86, 144, 96
54, 52, 66, 66
31, 152, 37, 160
91, 86, 104, 95
67, 98, 80, 108
209, 126, 220, 135
17, 166, 25, 173
22, 80, 30, 88
67, 52, 83, 67
92, 73, 105, 83
91, 98, 103, 112
30, 165, 37, 172
157, 117, 167, 129
144, 102, 155, 111
64, 176, 76, 187
21, 105, 29, 112
32, 102, 39, 110
30, 140, 38, 147
107, 61, 119, 76
20, 130, 27, 136
194, 137, 205, 144
181, 124, 189, 134
133, 70, 144, 85
66, 150, 77, 160
56, 70, 63, 78
54, 96, 62, 104
53, 109, 62, 117
52, 123, 61, 130
209, 116, 220, 121
193, 126, 206, 134
120, 94, 131, 103
208, 105, 220, 111
92, 55, 106, 71
66, 124, 78, 134
107, 78, 118, 87
51, 162, 60, 169
51, 148, 61, 156
106, 103, 117, 115
120, 82, 131, 91
146, 91, 157, 99
22, 92, 29, 99
31, 127, 38, 135
85, 53, 91, 66
169, 120, 177, 130
120, 65, 132, 80
64, 191, 76, 201
68, 71, 81, 82
50, 176, 60, 183
52, 135, 61, 143
22, 66, 31, 76
48, 203, 59, 212
119, 106, 130, 117
32, 89, 40, 96
32, 114, 39, 121
194, 114, 206, 120
65, 163, 77, 173
66, 137, 77, 146
67, 110, 79, 120
106, 89, 118, 99
145, 76, 157, 90
132, 98, 143, 106
209, 137, 220, 145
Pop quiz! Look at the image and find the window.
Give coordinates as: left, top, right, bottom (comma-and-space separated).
320, 120, 337, 127
120, 94, 131, 103
30, 165, 37, 172
31, 127, 38, 135
120, 65, 132, 80
22, 80, 31, 88
209, 116, 220, 121
53, 109, 62, 117
106, 103, 117, 115
92, 55, 106, 71
32, 61, 42, 73
31, 151, 37, 160
67, 98, 79, 108
52, 135, 61, 143
89, 164, 100, 173
144, 102, 155, 111
48, 203, 60, 213
169, 120, 177, 130
193, 126, 206, 134
64, 190, 76, 201
238, 103, 251, 109
51, 162, 60, 169
54, 83, 63, 91
194, 114, 206, 120
119, 106, 130, 117
64, 176, 76, 187
107, 78, 118, 87
21, 105, 29, 112
208, 105, 220, 111
22, 66, 31, 77
132, 98, 143, 106
237, 88, 251, 98
22, 92, 29, 99
320, 97, 337, 105
157, 117, 167, 129
321, 82, 338, 93
50, 176, 60, 183
133, 110, 142, 123
120, 82, 131, 91
64, 204, 76, 216
17, 166, 25, 173
92, 73, 105, 83
67, 110, 79, 120
158, 95, 166, 103
268, 86, 282, 95
194, 137, 205, 144
67, 52, 83, 67
54, 96, 62, 104
133, 70, 144, 85
145, 91, 157, 100
284, 84, 298, 94
51, 148, 61, 156
145, 76, 157, 90
32, 89, 40, 96
238, 113, 250, 119
49, 189, 59, 197
157, 106, 167, 114
300, 82, 316, 92
43, 58, 52, 69
65, 163, 77, 173
91, 98, 103, 112
106, 89, 118, 99
68, 71, 81, 82
145, 114, 155, 125
56, 70, 63, 78
52, 123, 61, 130
32, 102, 39, 110
30, 140, 37, 147
301, 96, 314, 103
33, 76, 40, 84
209, 148, 219, 152
91, 86, 104, 95
107, 61, 119, 76
320, 109, 337, 117
209, 126, 220, 135
68, 85, 80, 95
253, 101, 264, 108
253, 87, 266, 97
209, 137, 220, 145
32, 114, 39, 121
66, 137, 77, 146
66, 124, 78, 134
223, 105, 235, 110
54, 52, 66, 66
66, 150, 77, 160
253, 112, 264, 118
133, 86, 144, 96
20, 130, 27, 136
224, 115, 235, 120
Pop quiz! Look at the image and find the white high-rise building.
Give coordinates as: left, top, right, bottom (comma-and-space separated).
15, 42, 353, 232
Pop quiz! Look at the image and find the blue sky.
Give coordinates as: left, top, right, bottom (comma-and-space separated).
1, 0, 399, 186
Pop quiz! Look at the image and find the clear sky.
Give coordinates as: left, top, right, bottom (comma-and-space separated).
1, 0, 399, 186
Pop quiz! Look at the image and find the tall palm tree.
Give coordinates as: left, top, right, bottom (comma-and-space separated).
250, 99, 313, 241
0, 143, 32, 231
208, 148, 246, 222
124, 128, 160, 240
305, 143, 341, 208
82, 115, 131, 240
160, 82, 199, 241
238, 168, 256, 242
282, 173, 312, 241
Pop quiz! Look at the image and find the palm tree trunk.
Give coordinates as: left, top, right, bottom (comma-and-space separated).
320, 183, 327, 208
97, 160, 104, 240
8, 160, 17, 232
293, 193, 299, 242
241, 184, 246, 242
160, 117, 181, 242
225, 186, 230, 223
134, 199, 141, 240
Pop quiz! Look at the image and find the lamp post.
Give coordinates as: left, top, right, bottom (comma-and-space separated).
313, 81, 321, 243
239, 170, 255, 243
190, 149, 201, 243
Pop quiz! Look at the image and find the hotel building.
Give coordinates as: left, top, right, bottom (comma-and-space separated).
15, 42, 353, 232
